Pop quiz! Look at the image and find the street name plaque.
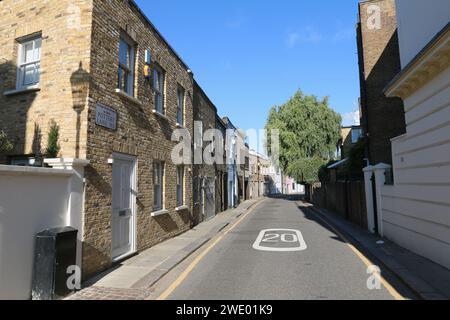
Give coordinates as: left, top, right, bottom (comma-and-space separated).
95, 103, 117, 130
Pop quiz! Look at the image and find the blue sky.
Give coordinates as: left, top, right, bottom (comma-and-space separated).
136, 0, 361, 131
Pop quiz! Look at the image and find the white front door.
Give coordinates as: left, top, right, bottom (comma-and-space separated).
112, 154, 136, 260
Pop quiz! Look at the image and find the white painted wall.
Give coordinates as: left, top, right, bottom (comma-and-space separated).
395, 0, 450, 68
0, 166, 73, 299
0, 159, 88, 300
270, 166, 283, 194
382, 67, 450, 269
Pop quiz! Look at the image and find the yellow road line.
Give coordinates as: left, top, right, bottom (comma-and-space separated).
157, 200, 266, 300
299, 201, 405, 301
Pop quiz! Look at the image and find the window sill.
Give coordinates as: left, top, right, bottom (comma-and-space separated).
175, 205, 188, 212
152, 110, 168, 120
115, 89, 142, 105
151, 209, 169, 217
4, 86, 41, 96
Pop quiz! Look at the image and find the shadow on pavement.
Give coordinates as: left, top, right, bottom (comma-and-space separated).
269, 194, 348, 244
286, 197, 420, 300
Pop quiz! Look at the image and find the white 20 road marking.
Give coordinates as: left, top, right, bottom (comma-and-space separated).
253, 229, 307, 252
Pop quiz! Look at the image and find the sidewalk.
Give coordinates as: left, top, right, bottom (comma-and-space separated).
300, 201, 450, 300
66, 198, 263, 300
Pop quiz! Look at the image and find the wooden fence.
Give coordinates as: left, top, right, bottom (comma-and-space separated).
306, 180, 368, 229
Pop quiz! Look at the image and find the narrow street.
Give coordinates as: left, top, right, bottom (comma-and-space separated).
149, 197, 413, 300
1, 0, 449, 305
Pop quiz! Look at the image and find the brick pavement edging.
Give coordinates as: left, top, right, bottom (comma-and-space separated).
66, 286, 152, 300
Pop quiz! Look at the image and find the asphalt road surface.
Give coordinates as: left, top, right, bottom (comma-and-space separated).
154, 196, 413, 300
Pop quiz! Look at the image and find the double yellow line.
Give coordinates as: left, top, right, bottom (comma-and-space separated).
157, 200, 265, 300
157, 198, 404, 301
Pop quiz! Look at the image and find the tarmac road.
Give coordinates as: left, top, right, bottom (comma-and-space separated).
155, 196, 409, 300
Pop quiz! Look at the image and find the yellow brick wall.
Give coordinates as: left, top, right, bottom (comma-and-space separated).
82, 0, 194, 278
0, 0, 195, 280
0, 0, 93, 160
358, 0, 406, 165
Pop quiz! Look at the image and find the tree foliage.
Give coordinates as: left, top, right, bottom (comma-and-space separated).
286, 157, 328, 185
0, 130, 14, 155
265, 90, 341, 184
46, 120, 61, 158
346, 137, 366, 172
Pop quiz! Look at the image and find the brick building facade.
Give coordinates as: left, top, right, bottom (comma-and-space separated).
339, 125, 363, 159
357, 0, 406, 165
192, 81, 217, 224
0, 0, 195, 279
0, 0, 93, 164
221, 117, 240, 208
215, 115, 228, 214
236, 131, 249, 203
249, 150, 265, 199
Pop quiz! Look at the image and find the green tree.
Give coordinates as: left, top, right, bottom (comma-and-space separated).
265, 90, 341, 184
287, 157, 328, 185
0, 130, 14, 155
46, 120, 61, 158
346, 137, 366, 172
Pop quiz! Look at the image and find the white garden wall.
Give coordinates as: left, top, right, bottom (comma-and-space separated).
0, 159, 88, 300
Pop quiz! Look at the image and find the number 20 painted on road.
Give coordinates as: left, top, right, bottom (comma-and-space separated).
253, 229, 307, 252
262, 233, 298, 243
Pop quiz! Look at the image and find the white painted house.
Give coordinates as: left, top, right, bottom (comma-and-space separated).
380, 0, 450, 269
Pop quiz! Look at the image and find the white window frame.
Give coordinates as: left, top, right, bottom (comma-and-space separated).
176, 165, 185, 207
16, 36, 41, 90
118, 35, 135, 96
177, 86, 185, 126
153, 161, 165, 211
153, 65, 165, 114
